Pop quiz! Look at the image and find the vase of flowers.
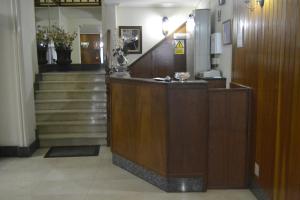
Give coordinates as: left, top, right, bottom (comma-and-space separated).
36, 26, 49, 65
49, 25, 77, 65
112, 38, 129, 72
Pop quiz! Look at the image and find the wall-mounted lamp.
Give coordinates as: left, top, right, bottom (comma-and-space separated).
244, 0, 264, 11
257, 0, 264, 7
187, 14, 195, 32
162, 16, 169, 36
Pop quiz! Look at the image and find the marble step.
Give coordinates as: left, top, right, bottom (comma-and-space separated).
39, 133, 107, 147
35, 99, 106, 110
42, 72, 106, 81
35, 89, 106, 100
36, 110, 107, 122
37, 120, 106, 134
39, 81, 106, 90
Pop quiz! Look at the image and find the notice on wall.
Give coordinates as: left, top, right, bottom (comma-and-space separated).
174, 40, 185, 55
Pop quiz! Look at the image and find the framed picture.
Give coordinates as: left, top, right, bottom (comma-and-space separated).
222, 20, 232, 45
119, 26, 142, 54
219, 0, 225, 5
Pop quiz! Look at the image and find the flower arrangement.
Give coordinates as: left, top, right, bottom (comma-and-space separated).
36, 25, 50, 48
112, 38, 129, 66
49, 25, 77, 50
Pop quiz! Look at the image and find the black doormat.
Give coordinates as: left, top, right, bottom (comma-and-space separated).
44, 145, 100, 158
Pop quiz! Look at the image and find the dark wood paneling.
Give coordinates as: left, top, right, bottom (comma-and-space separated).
129, 24, 187, 78
195, 77, 227, 88
167, 85, 208, 178
208, 88, 251, 189
110, 80, 168, 176
110, 78, 208, 179
233, 0, 300, 199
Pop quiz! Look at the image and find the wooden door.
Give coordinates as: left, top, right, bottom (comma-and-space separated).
80, 34, 100, 64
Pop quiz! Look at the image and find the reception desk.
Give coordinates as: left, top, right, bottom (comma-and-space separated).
109, 77, 251, 192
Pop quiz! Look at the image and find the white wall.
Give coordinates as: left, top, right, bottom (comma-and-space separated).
0, 0, 37, 147
102, 3, 118, 65
18, 0, 38, 146
208, 0, 233, 86
0, 0, 23, 146
116, 6, 194, 64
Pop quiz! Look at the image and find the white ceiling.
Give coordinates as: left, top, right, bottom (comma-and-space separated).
103, 0, 203, 7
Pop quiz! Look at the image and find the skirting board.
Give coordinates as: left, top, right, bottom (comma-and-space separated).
250, 178, 271, 200
0, 139, 39, 157
113, 153, 205, 192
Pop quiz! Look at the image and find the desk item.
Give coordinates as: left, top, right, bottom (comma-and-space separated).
174, 72, 190, 81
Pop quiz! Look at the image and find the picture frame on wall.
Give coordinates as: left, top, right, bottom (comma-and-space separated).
222, 20, 232, 45
119, 26, 142, 54
219, 0, 225, 5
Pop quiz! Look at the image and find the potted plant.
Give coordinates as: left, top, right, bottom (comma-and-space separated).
49, 25, 77, 65
36, 25, 49, 65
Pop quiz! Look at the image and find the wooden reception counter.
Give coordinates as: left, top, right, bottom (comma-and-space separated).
109, 77, 251, 192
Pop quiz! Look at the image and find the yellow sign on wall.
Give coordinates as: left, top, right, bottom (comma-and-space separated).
174, 40, 185, 55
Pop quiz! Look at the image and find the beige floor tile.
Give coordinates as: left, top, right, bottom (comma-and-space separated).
31, 180, 92, 196
88, 179, 162, 194
31, 194, 86, 200
0, 147, 257, 200
85, 191, 143, 200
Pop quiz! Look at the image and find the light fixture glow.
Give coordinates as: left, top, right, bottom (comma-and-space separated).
257, 0, 264, 7
186, 14, 195, 33
244, 0, 264, 11
162, 16, 169, 36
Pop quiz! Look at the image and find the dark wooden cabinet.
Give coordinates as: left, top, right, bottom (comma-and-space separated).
110, 77, 208, 192
108, 77, 252, 191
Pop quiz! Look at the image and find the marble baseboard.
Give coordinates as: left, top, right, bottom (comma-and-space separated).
250, 178, 270, 200
112, 154, 204, 192
0, 139, 39, 157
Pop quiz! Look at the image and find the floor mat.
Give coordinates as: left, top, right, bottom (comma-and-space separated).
44, 145, 100, 158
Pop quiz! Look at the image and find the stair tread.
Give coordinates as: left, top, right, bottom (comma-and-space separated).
40, 80, 105, 83
36, 89, 106, 93
35, 99, 106, 103
42, 72, 105, 75
39, 133, 107, 139
36, 109, 107, 114
37, 120, 106, 126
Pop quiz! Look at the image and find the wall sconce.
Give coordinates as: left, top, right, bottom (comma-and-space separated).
244, 0, 264, 11
257, 0, 264, 7
162, 16, 169, 36
187, 14, 195, 32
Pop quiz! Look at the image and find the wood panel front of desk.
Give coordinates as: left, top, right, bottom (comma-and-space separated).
110, 79, 208, 183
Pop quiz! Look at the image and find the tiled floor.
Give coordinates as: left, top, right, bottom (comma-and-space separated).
0, 147, 257, 200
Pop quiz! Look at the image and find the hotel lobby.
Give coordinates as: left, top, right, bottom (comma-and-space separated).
0, 0, 299, 200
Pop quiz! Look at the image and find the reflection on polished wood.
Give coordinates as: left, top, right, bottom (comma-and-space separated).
109, 77, 252, 191
208, 83, 252, 189
110, 77, 208, 180
233, 0, 300, 199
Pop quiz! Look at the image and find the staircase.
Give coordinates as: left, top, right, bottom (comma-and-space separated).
35, 72, 107, 147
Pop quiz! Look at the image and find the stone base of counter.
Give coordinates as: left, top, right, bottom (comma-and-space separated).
112, 154, 205, 192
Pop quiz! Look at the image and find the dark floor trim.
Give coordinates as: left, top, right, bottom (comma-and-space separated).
113, 153, 204, 192
0, 139, 39, 157
39, 64, 102, 73
250, 178, 271, 200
